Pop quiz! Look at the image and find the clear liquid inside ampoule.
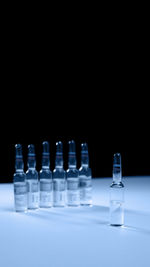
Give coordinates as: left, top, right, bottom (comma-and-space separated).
110, 200, 124, 226
109, 184, 124, 226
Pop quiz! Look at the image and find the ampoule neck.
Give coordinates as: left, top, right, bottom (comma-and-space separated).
16, 168, 24, 173
81, 163, 89, 168
81, 143, 89, 166
42, 163, 50, 170
55, 165, 63, 170
27, 144, 36, 169
68, 155, 76, 168
42, 141, 50, 169
68, 140, 77, 169
68, 164, 76, 169
15, 144, 24, 172
28, 167, 36, 171
55, 141, 63, 169
28, 162, 36, 169
42, 166, 49, 170
112, 153, 122, 183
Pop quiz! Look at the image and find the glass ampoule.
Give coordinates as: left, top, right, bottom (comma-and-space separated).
52, 141, 66, 207
39, 141, 53, 208
79, 143, 92, 206
109, 153, 124, 226
26, 144, 39, 209
13, 144, 27, 212
66, 140, 80, 207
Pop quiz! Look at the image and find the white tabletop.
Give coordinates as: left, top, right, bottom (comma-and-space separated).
0, 176, 150, 267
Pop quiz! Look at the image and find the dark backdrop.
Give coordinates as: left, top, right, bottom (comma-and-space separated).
1, 85, 150, 182
0, 15, 149, 182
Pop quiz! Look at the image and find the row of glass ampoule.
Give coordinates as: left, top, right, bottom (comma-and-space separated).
13, 140, 92, 212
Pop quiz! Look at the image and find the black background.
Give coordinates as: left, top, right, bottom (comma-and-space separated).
0, 8, 149, 182
1, 81, 149, 182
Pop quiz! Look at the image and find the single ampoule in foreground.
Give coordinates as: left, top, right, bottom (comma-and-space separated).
53, 141, 66, 207
26, 144, 39, 209
39, 141, 53, 208
109, 153, 124, 226
79, 143, 92, 206
66, 140, 80, 206
13, 144, 27, 212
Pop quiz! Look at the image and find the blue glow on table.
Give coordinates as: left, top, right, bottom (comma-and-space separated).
0, 176, 150, 267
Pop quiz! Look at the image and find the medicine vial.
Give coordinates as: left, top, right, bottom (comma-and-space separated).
53, 141, 66, 207
26, 144, 39, 209
13, 144, 27, 212
79, 143, 92, 206
109, 153, 124, 226
39, 141, 53, 208
66, 140, 80, 207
